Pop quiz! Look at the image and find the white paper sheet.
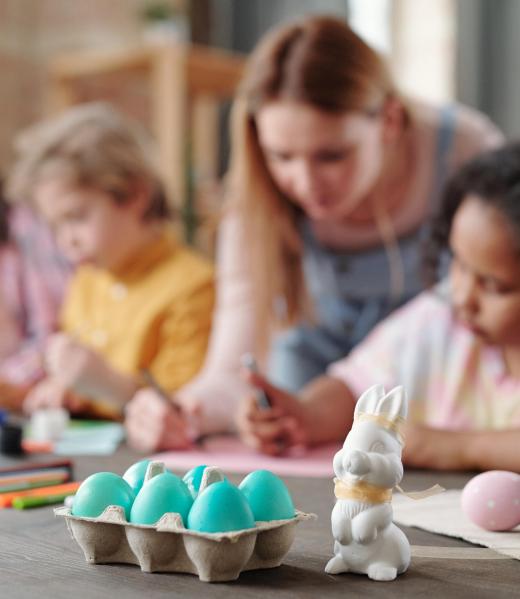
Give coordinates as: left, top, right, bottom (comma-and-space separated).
393, 490, 520, 560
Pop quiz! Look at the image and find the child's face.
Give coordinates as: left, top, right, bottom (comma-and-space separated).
256, 100, 389, 221
449, 195, 520, 346
34, 178, 145, 270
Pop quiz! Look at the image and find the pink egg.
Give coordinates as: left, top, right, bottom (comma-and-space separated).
461, 471, 520, 531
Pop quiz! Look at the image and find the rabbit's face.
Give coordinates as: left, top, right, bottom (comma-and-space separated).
333, 421, 402, 481
344, 421, 401, 456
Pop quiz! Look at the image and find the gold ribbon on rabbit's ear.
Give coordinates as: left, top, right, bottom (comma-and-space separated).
354, 412, 406, 445
334, 478, 393, 504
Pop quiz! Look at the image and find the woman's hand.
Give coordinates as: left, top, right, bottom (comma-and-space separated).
124, 388, 194, 453
236, 370, 309, 455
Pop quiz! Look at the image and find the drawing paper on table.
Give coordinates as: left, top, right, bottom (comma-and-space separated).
24, 420, 125, 456
152, 435, 339, 478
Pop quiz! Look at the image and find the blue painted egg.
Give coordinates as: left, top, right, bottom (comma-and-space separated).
72, 472, 135, 519
187, 480, 255, 533
239, 470, 295, 521
130, 472, 193, 526
182, 464, 208, 498
122, 460, 151, 494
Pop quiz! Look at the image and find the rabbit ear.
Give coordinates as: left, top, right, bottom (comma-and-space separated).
354, 384, 386, 418
375, 386, 408, 420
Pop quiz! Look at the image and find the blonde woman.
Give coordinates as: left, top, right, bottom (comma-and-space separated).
126, 15, 503, 452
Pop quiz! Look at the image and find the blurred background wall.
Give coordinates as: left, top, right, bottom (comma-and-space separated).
0, 0, 517, 246
0, 0, 185, 169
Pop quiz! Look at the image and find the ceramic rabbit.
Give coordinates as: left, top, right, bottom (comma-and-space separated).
325, 384, 411, 581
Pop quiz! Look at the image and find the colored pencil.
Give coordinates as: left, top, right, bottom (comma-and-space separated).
141, 368, 182, 413
0, 478, 68, 494
0, 481, 81, 508
0, 459, 73, 476
13, 491, 75, 510
0, 468, 71, 486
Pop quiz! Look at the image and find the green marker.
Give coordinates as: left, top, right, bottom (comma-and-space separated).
12, 492, 72, 510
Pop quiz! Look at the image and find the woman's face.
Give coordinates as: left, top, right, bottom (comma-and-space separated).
256, 100, 388, 221
449, 195, 520, 347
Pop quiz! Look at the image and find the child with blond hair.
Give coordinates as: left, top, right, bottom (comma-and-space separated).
7, 103, 214, 437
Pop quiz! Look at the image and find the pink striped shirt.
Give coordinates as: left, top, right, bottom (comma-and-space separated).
0, 206, 70, 385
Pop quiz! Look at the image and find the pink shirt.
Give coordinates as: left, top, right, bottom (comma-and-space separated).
329, 288, 520, 430
0, 206, 70, 385
178, 100, 505, 435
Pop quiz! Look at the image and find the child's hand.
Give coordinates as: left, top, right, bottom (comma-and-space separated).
236, 370, 308, 455
45, 333, 111, 398
124, 388, 193, 453
23, 377, 74, 413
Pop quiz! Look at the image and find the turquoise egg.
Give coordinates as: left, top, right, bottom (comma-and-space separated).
239, 470, 295, 521
187, 480, 255, 533
72, 472, 135, 520
122, 460, 151, 494
183, 464, 208, 498
130, 472, 193, 526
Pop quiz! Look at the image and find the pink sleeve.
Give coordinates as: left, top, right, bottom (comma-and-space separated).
0, 245, 45, 386
0, 207, 70, 386
327, 292, 442, 401
177, 211, 257, 434
0, 247, 23, 360
327, 313, 404, 401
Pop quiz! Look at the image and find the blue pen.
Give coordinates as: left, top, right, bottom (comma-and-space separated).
241, 354, 272, 409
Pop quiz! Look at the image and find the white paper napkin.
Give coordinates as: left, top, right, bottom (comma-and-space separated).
393, 490, 520, 560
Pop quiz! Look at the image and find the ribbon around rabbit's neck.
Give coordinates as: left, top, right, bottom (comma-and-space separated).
334, 478, 445, 503
354, 412, 406, 445
334, 478, 393, 504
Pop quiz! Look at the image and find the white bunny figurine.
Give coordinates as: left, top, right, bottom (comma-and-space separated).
325, 384, 411, 581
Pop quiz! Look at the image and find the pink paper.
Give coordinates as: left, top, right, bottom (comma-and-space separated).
151, 435, 338, 478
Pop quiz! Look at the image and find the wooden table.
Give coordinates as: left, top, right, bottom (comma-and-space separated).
1, 446, 519, 598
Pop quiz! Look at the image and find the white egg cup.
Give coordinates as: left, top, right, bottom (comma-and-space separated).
325, 385, 411, 581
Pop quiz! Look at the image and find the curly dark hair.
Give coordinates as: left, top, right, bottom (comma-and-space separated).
423, 142, 520, 285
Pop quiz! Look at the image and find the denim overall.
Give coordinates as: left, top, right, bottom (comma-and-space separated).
267, 107, 456, 392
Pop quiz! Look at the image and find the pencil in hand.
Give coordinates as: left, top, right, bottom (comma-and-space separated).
140, 368, 181, 413
140, 368, 198, 442
240, 353, 272, 409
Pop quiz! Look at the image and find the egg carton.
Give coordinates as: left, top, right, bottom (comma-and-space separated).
55, 505, 314, 582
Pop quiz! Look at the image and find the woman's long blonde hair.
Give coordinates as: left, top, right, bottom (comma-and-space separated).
226, 16, 404, 351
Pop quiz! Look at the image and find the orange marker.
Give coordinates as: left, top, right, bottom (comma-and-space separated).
21, 440, 54, 454
0, 481, 81, 508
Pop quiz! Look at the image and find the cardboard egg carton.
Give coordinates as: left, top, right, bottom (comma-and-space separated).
55, 504, 313, 582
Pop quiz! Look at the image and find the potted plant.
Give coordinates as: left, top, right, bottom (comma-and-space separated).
140, 2, 189, 44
